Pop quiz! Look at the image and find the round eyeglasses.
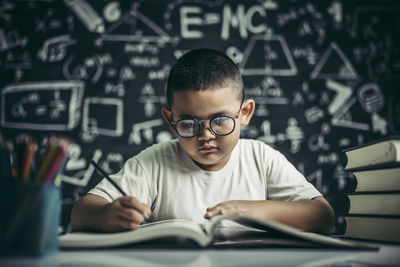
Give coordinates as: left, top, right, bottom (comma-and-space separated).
170, 107, 241, 138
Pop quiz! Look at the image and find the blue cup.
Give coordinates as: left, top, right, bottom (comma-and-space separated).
0, 183, 60, 257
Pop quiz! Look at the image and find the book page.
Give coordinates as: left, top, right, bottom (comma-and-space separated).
140, 218, 200, 228
60, 219, 211, 248
206, 215, 376, 249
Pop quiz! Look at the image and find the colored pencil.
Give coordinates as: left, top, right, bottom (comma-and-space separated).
43, 139, 71, 183
21, 141, 38, 181
35, 137, 59, 181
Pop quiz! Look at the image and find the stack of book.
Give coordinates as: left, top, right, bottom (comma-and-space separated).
343, 136, 400, 243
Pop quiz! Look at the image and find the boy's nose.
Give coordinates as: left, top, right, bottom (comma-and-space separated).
197, 121, 216, 140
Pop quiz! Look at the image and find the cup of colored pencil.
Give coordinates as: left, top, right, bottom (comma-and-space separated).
0, 134, 72, 256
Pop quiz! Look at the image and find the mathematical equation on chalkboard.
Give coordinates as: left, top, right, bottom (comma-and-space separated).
1, 0, 399, 231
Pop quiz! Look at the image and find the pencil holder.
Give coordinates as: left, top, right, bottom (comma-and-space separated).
0, 183, 60, 257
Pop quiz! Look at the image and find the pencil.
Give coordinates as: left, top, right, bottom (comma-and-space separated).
90, 160, 127, 196
21, 141, 38, 181
35, 137, 59, 181
43, 139, 70, 183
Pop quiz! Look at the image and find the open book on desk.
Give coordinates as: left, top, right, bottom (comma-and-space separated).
59, 215, 375, 249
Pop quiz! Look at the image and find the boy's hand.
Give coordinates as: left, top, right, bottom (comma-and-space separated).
204, 200, 257, 219
101, 196, 151, 232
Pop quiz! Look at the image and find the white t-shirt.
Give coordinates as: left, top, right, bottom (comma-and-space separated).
89, 139, 321, 224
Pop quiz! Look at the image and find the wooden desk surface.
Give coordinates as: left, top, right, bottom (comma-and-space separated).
1, 241, 400, 267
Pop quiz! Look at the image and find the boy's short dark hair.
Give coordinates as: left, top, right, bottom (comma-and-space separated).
166, 48, 244, 108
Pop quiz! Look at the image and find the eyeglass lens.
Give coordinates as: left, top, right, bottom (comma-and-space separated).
176, 116, 235, 137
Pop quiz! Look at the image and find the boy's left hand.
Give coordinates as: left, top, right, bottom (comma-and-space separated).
204, 200, 257, 219
204, 197, 335, 234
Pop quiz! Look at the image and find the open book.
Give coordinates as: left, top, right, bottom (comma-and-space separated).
59, 215, 375, 249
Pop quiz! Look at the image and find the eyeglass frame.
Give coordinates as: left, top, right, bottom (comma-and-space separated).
170, 104, 243, 138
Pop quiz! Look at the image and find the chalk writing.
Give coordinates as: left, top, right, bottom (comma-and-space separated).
0, 0, 398, 233
1, 81, 84, 130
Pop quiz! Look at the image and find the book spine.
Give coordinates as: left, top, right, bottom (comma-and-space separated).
342, 136, 400, 152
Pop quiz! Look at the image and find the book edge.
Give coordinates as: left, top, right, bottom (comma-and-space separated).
346, 162, 400, 172
59, 220, 212, 248
342, 136, 400, 153
211, 214, 373, 249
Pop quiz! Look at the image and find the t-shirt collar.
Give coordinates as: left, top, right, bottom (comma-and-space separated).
178, 140, 240, 182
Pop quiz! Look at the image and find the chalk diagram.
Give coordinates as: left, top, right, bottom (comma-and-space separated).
61, 148, 102, 187
62, 53, 112, 84
95, 5, 175, 44
82, 97, 123, 137
129, 119, 164, 146
245, 76, 289, 117
240, 34, 297, 76
138, 83, 166, 118
1, 81, 84, 130
357, 83, 385, 114
37, 35, 77, 63
323, 79, 370, 131
0, 28, 28, 52
64, 0, 106, 34
310, 42, 358, 80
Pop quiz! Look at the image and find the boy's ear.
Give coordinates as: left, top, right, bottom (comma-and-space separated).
161, 107, 176, 132
240, 99, 255, 126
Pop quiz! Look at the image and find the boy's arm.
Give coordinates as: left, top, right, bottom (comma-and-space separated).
204, 196, 335, 234
71, 193, 151, 232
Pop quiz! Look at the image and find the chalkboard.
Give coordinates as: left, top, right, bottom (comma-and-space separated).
1, 0, 399, 234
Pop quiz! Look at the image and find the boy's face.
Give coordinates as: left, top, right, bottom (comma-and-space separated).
162, 87, 254, 171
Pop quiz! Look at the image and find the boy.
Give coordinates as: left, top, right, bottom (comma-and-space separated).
71, 48, 334, 234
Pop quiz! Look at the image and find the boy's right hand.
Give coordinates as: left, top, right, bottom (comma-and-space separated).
101, 196, 151, 232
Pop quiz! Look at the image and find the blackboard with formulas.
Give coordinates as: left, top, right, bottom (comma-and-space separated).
1, 0, 399, 233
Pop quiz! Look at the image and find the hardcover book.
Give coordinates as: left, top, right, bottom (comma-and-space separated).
344, 216, 400, 243
344, 136, 400, 170
349, 163, 400, 192
347, 193, 400, 216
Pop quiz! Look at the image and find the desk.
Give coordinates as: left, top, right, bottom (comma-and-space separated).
1, 242, 400, 267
